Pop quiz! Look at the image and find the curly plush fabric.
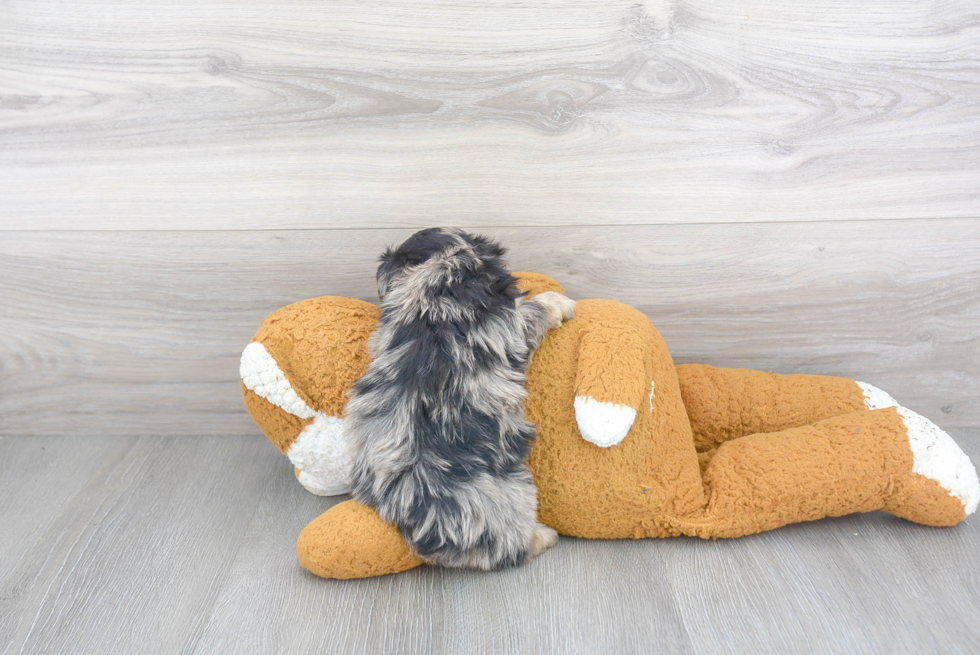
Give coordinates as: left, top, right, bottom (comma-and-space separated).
676, 365, 868, 453
298, 500, 424, 579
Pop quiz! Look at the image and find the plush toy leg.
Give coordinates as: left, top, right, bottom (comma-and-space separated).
676, 407, 979, 538
676, 364, 878, 452
297, 500, 425, 579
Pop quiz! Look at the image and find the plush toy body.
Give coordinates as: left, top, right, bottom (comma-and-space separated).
241, 273, 979, 579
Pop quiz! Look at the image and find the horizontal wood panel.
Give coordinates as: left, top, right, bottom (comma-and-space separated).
1, 0, 979, 229
1, 220, 977, 435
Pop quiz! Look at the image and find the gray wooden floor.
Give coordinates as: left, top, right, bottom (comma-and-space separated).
2, 431, 979, 654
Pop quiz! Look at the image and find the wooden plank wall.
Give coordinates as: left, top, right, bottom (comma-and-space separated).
1, 0, 978, 434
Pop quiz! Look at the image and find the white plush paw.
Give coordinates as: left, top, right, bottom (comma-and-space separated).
898, 406, 980, 516
534, 291, 576, 326
297, 470, 351, 496
287, 414, 353, 497
574, 396, 636, 448
857, 381, 899, 410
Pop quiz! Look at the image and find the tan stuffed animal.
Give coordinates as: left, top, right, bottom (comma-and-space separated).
240, 273, 980, 579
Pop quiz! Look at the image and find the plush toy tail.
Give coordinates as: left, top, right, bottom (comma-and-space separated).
572, 324, 650, 448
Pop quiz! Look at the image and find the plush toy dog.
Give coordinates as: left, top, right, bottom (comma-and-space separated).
240, 273, 979, 579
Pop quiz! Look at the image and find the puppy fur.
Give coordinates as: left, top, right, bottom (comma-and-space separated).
345, 228, 574, 569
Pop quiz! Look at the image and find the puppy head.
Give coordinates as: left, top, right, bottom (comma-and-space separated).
376, 228, 516, 303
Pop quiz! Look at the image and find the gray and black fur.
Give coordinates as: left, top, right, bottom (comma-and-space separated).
345, 228, 574, 570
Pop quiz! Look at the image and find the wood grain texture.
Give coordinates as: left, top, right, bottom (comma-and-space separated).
0, 435, 275, 654
1, 0, 979, 229
1, 220, 977, 435
2, 431, 979, 653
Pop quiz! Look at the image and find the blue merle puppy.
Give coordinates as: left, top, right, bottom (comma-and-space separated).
345, 228, 575, 570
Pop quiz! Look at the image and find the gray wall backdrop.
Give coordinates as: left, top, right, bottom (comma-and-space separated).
2, 0, 978, 435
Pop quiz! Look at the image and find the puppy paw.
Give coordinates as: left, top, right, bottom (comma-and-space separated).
534, 291, 576, 327
529, 523, 559, 558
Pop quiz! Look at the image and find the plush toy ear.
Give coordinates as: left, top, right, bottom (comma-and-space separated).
573, 325, 649, 447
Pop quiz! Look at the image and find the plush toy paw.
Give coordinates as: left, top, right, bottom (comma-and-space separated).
574, 395, 637, 448
857, 381, 899, 410
857, 382, 978, 517
296, 467, 349, 497
285, 413, 353, 496
895, 406, 980, 517
533, 291, 576, 328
